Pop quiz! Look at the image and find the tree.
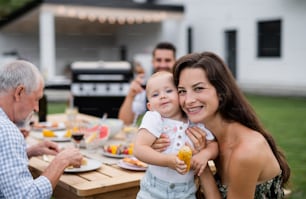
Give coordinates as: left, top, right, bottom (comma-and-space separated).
0, 0, 34, 19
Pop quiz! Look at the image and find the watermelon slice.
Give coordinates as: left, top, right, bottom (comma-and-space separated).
86, 125, 100, 132
99, 125, 109, 139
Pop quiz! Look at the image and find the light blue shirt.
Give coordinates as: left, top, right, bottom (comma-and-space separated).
0, 108, 52, 199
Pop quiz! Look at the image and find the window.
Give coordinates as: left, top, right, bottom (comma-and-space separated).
257, 20, 281, 57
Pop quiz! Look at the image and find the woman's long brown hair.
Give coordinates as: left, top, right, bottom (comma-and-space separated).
173, 52, 290, 185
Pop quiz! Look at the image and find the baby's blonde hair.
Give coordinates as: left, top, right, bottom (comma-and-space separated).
146, 71, 174, 98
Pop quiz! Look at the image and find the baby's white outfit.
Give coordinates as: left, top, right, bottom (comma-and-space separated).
136, 111, 215, 199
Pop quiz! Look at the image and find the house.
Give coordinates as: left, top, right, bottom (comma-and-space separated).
0, 0, 185, 81
1, 0, 305, 97
183, 0, 306, 97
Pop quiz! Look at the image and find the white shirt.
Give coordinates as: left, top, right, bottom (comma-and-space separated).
139, 111, 215, 182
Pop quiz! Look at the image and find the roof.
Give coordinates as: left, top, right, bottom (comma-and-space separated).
0, 0, 184, 32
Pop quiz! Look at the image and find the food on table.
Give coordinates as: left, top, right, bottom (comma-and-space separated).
33, 121, 58, 129
104, 143, 134, 155
64, 130, 72, 137
84, 125, 109, 145
85, 125, 109, 138
42, 129, 55, 137
81, 158, 88, 165
101, 118, 124, 138
97, 125, 109, 139
177, 145, 192, 172
122, 157, 148, 168
85, 131, 97, 144
66, 158, 88, 169
42, 129, 71, 138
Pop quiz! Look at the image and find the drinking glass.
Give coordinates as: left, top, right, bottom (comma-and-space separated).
72, 121, 89, 149
132, 91, 146, 126
71, 131, 84, 149
66, 107, 78, 121
65, 107, 78, 130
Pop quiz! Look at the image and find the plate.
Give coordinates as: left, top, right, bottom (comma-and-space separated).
49, 137, 71, 142
117, 159, 147, 171
32, 121, 66, 131
44, 130, 71, 142
64, 159, 102, 173
102, 150, 130, 159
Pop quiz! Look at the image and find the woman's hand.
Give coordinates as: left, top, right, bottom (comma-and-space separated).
186, 126, 207, 154
152, 133, 170, 152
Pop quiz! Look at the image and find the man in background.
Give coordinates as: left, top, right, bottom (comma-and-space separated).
118, 42, 176, 125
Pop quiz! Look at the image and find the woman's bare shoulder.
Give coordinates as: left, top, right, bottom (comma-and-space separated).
231, 129, 270, 168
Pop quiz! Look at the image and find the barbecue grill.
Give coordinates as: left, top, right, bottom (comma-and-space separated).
71, 61, 133, 118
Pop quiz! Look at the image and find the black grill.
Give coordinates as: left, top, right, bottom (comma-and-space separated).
71, 61, 133, 118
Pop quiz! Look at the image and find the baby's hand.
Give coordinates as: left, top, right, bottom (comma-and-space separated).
175, 156, 188, 174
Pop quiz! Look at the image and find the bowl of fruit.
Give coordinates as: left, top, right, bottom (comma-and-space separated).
101, 118, 124, 138
82, 124, 110, 149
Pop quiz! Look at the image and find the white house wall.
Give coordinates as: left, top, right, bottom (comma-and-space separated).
1, 1, 305, 96
116, 19, 186, 75
0, 33, 40, 67
183, 0, 306, 96
0, 21, 181, 78
55, 34, 117, 74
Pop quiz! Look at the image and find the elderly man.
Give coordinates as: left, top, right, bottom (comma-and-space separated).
118, 42, 176, 125
0, 60, 83, 198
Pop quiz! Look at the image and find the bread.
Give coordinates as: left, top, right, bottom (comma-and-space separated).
123, 158, 148, 168
66, 158, 87, 169
81, 158, 88, 166
177, 145, 192, 172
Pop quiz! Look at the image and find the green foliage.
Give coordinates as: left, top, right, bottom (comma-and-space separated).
47, 102, 66, 114
0, 0, 34, 17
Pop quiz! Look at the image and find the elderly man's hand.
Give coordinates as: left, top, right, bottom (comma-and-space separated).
27, 140, 60, 158
56, 147, 83, 168
20, 128, 30, 138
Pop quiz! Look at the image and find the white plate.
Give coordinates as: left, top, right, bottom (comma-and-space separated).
117, 160, 147, 171
102, 150, 130, 159
32, 122, 66, 131
43, 130, 71, 142
49, 137, 71, 142
30, 130, 71, 142
64, 159, 102, 173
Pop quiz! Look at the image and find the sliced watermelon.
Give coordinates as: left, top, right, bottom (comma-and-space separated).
86, 125, 100, 132
99, 125, 109, 139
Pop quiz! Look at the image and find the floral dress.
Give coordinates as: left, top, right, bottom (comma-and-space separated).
216, 172, 284, 199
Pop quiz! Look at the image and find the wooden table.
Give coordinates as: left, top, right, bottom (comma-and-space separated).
28, 113, 144, 199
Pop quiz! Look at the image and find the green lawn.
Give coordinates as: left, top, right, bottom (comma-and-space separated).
47, 94, 306, 198
246, 94, 306, 198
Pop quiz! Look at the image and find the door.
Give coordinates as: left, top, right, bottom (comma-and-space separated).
225, 30, 237, 78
